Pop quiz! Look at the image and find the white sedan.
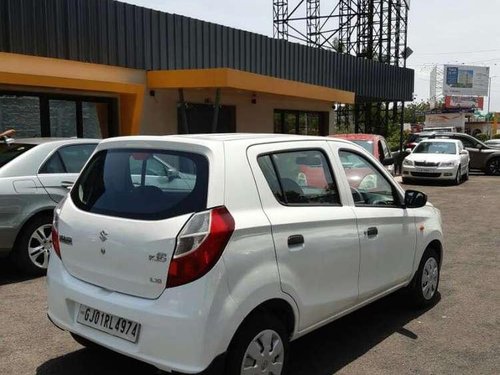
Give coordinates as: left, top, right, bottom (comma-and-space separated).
402, 139, 469, 185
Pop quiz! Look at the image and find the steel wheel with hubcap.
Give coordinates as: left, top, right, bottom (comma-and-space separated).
226, 314, 289, 375
12, 214, 53, 276
407, 248, 440, 308
241, 329, 284, 375
421, 257, 439, 300
486, 158, 500, 176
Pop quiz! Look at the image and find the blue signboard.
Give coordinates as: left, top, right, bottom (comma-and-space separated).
446, 67, 459, 85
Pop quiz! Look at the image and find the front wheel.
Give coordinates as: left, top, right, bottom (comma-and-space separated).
225, 314, 289, 375
408, 249, 441, 308
485, 158, 500, 176
453, 166, 461, 185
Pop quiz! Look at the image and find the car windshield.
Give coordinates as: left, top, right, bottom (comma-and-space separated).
351, 140, 374, 154
0, 143, 36, 168
413, 142, 456, 155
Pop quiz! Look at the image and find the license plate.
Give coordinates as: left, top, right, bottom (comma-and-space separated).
415, 168, 435, 173
77, 304, 140, 343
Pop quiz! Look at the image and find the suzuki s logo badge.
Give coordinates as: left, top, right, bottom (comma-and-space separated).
99, 230, 108, 242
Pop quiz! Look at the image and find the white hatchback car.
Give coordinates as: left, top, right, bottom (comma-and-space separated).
402, 139, 470, 185
47, 134, 443, 375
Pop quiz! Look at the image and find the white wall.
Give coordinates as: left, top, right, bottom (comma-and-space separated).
140, 88, 333, 135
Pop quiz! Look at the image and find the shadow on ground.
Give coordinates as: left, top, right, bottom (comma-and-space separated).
36, 291, 439, 375
0, 258, 42, 286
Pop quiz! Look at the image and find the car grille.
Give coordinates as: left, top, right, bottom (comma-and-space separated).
411, 172, 441, 178
414, 161, 440, 167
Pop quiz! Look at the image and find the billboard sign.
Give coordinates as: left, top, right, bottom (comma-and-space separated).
424, 113, 466, 130
444, 96, 484, 110
443, 65, 489, 96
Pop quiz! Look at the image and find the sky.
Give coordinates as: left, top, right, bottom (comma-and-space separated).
121, 0, 500, 113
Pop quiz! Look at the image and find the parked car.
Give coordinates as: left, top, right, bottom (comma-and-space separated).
404, 131, 436, 150
331, 133, 395, 174
408, 132, 500, 175
485, 139, 500, 149
0, 137, 99, 275
402, 139, 469, 185
47, 134, 443, 375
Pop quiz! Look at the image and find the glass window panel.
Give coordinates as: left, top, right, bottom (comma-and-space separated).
83, 102, 108, 139
49, 100, 77, 137
0, 95, 41, 137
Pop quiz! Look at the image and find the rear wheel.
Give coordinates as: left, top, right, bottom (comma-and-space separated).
408, 248, 440, 308
225, 314, 289, 375
485, 158, 500, 176
12, 214, 53, 276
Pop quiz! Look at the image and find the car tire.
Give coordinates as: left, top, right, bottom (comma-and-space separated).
402, 177, 410, 184
225, 313, 289, 375
485, 158, 500, 176
407, 248, 440, 308
11, 213, 53, 276
454, 166, 461, 185
463, 165, 469, 181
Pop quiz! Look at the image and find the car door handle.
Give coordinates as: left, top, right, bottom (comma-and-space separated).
60, 181, 74, 189
364, 227, 378, 238
288, 235, 304, 247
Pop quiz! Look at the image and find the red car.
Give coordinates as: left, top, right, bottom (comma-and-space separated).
330, 133, 395, 175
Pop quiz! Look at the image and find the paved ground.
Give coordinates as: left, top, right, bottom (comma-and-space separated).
1, 174, 499, 375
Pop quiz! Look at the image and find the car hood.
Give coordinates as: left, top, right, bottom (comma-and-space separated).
406, 153, 458, 163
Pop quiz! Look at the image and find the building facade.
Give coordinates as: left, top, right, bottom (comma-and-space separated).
0, 0, 414, 138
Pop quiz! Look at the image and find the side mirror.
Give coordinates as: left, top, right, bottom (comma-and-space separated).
381, 157, 394, 166
404, 190, 427, 208
405, 148, 412, 154
460, 149, 469, 155
166, 168, 179, 181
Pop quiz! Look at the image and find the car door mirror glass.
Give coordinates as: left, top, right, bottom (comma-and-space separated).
404, 190, 427, 208
381, 156, 394, 166
460, 149, 468, 155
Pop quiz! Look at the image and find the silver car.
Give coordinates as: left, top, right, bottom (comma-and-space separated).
0, 138, 98, 275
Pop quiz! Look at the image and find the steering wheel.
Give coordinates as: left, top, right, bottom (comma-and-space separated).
350, 186, 365, 204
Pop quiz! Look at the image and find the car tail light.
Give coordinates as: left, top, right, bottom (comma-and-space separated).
167, 206, 235, 288
52, 208, 61, 259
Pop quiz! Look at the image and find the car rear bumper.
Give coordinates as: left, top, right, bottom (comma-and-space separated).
402, 166, 458, 180
46, 252, 231, 374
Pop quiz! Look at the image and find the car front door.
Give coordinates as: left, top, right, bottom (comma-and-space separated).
37, 144, 97, 202
336, 147, 416, 300
455, 135, 486, 169
248, 141, 360, 330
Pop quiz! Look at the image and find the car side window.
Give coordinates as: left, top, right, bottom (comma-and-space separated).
339, 150, 400, 207
381, 139, 392, 159
58, 144, 97, 173
257, 149, 340, 205
457, 137, 476, 148
39, 152, 66, 174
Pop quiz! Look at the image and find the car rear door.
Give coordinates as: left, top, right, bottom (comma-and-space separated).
334, 144, 416, 300
248, 141, 360, 330
37, 143, 97, 202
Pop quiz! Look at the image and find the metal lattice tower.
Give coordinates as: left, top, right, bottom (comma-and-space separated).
273, 1, 410, 136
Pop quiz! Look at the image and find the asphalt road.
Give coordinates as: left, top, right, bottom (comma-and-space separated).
1, 174, 499, 375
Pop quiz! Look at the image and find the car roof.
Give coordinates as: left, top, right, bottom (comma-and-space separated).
10, 137, 100, 145
98, 133, 356, 148
330, 133, 382, 141
418, 138, 460, 143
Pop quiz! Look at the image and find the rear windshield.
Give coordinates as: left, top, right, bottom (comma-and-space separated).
351, 140, 374, 154
71, 149, 208, 220
0, 143, 35, 168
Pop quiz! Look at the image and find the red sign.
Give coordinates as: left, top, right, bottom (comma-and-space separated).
444, 96, 484, 110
